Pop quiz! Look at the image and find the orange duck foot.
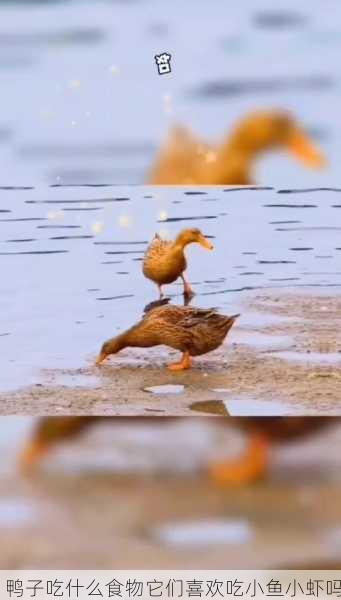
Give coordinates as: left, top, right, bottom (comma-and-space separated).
208, 433, 270, 486
168, 352, 193, 371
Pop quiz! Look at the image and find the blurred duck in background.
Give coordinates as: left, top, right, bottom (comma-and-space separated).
19, 417, 336, 485
148, 110, 326, 185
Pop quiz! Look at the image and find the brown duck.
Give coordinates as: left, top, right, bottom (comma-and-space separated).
148, 110, 326, 184
19, 417, 338, 482
96, 304, 239, 370
143, 228, 213, 298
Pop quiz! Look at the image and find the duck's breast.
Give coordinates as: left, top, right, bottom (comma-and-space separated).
143, 247, 186, 284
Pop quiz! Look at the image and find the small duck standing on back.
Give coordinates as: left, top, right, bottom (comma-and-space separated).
143, 227, 213, 299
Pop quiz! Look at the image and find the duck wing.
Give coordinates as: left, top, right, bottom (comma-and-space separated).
143, 237, 185, 284
176, 307, 239, 355
138, 305, 239, 354
144, 236, 172, 262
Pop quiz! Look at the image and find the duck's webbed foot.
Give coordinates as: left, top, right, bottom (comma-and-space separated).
144, 297, 170, 313
208, 433, 270, 486
183, 293, 193, 306
184, 286, 195, 300
168, 351, 193, 371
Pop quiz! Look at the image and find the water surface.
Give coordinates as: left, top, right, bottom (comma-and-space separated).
0, 185, 339, 392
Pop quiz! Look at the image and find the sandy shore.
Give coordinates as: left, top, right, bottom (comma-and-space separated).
1, 291, 340, 415
2, 421, 341, 568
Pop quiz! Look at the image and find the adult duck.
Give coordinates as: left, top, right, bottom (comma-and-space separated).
96, 304, 239, 370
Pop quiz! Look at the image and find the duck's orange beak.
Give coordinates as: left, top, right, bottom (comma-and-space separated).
288, 129, 327, 169
95, 351, 107, 365
18, 441, 48, 474
198, 234, 214, 250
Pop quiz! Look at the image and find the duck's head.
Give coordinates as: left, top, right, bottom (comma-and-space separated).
18, 417, 91, 473
96, 336, 125, 365
19, 419, 61, 473
175, 227, 214, 250
227, 110, 327, 168
19, 438, 49, 473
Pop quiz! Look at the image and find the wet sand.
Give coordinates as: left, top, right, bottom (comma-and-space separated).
2, 420, 341, 568
2, 291, 340, 415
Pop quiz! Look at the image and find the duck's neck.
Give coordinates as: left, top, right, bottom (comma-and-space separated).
173, 234, 189, 251
172, 238, 188, 254
218, 129, 257, 163
208, 132, 258, 185
107, 332, 128, 354
123, 324, 155, 348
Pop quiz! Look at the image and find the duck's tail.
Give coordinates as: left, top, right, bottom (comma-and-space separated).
221, 313, 240, 334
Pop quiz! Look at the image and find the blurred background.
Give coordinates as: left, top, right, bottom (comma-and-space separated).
2, 417, 341, 568
0, 0, 339, 186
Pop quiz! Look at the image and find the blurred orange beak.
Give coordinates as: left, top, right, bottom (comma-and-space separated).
95, 351, 107, 365
288, 129, 327, 169
198, 235, 214, 250
18, 441, 48, 474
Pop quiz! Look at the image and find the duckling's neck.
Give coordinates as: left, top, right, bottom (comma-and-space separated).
173, 234, 190, 251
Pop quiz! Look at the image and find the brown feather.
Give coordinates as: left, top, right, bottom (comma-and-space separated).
99, 305, 239, 359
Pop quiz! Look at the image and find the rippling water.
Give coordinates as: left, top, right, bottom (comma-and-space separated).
0, 185, 340, 391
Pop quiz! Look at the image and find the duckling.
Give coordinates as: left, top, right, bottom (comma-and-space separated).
96, 304, 239, 370
148, 110, 327, 184
143, 228, 213, 298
